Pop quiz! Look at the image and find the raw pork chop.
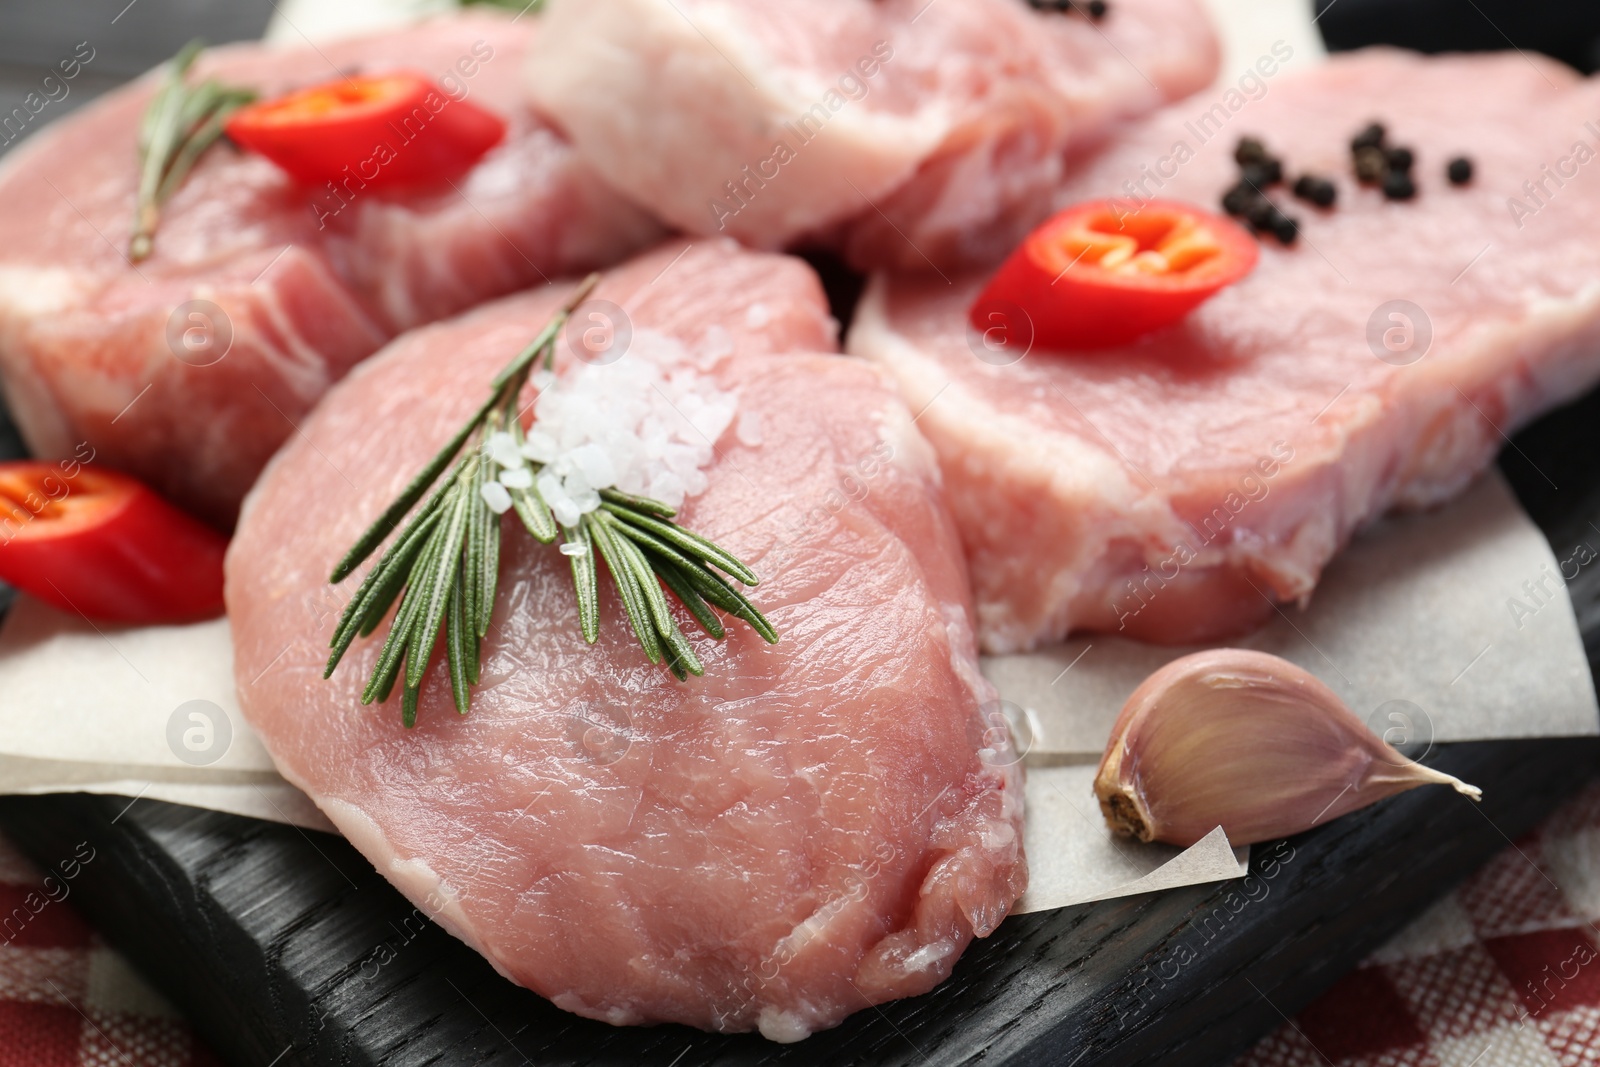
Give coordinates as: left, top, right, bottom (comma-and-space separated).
0, 13, 659, 526
850, 50, 1600, 651
525, 0, 1216, 271
227, 240, 1025, 1040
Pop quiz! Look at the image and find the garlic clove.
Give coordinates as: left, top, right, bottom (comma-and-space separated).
1094, 648, 1481, 847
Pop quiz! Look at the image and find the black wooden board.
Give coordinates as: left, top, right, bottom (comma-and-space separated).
1, 379, 1598, 1067
1314, 0, 1600, 75
0, 738, 1594, 1067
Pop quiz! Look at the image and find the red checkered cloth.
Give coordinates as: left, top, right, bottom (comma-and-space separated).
4, 784, 1600, 1067
1237, 779, 1600, 1067
0, 834, 217, 1067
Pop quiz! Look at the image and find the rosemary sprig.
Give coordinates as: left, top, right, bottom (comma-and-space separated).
130, 41, 255, 262
325, 275, 778, 725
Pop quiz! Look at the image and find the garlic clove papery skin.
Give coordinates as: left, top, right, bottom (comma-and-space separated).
1094, 649, 1481, 847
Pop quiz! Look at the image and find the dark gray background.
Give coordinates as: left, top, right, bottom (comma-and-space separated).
0, 0, 272, 154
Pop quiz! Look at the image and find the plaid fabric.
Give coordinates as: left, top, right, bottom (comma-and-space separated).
4, 784, 1600, 1067
1237, 779, 1600, 1067
0, 834, 217, 1067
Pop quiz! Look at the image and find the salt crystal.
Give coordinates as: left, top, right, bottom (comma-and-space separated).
499, 467, 534, 490
736, 410, 763, 447
649, 469, 686, 507
485, 431, 524, 470
518, 328, 736, 512
745, 303, 771, 329
537, 470, 571, 513
695, 400, 734, 443
700, 324, 733, 361
561, 467, 593, 501
567, 443, 616, 488
550, 497, 582, 527
521, 430, 558, 463
480, 480, 513, 515
559, 541, 588, 557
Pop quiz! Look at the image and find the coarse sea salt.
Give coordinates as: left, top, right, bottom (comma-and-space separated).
736, 410, 763, 448
485, 328, 737, 523
480, 480, 513, 515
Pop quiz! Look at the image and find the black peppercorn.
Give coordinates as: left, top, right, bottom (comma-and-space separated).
1221, 182, 1260, 218
1269, 213, 1299, 245
1385, 146, 1414, 173
1241, 159, 1283, 188
1354, 145, 1387, 184
1382, 170, 1416, 200
1350, 122, 1386, 152
1234, 137, 1269, 167
1292, 174, 1337, 208
1245, 197, 1277, 231
1244, 201, 1298, 245
1447, 156, 1474, 185
1028, 0, 1110, 16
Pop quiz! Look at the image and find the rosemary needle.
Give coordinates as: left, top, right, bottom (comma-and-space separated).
130, 41, 255, 263
325, 275, 777, 725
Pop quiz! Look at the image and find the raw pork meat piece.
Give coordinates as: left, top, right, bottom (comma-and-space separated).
0, 12, 659, 526
849, 50, 1600, 651
227, 240, 1025, 1040
525, 0, 1217, 271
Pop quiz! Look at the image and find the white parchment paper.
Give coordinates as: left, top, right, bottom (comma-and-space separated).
1017, 768, 1248, 913
0, 607, 272, 772
986, 472, 1600, 759
0, 752, 334, 832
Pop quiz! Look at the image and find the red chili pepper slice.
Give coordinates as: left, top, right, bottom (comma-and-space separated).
224, 72, 506, 188
0, 462, 227, 624
970, 199, 1260, 351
